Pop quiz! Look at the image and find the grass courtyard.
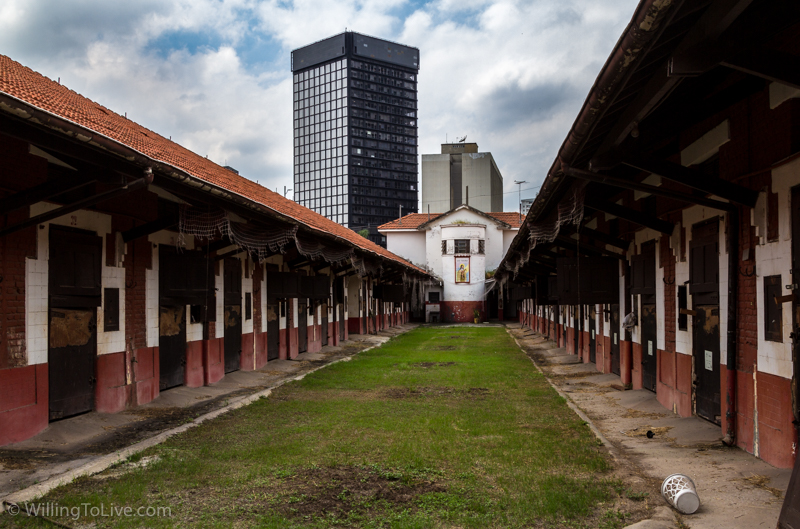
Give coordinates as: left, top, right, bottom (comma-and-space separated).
2, 326, 646, 528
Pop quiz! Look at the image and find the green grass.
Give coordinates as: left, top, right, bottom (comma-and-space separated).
2, 327, 620, 528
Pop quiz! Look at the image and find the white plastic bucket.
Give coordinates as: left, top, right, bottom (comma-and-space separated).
661, 473, 700, 514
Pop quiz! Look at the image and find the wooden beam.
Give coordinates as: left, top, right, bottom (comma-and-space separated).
122, 215, 178, 243
584, 197, 675, 235
722, 49, 800, 91
555, 234, 626, 260
0, 174, 97, 216
570, 225, 629, 250
622, 156, 758, 208
565, 165, 735, 211
0, 177, 150, 239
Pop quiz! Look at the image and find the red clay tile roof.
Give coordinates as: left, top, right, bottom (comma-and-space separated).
0, 55, 426, 276
378, 211, 523, 230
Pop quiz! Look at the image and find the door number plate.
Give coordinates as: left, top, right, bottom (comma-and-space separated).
705, 350, 713, 371
648, 341, 653, 356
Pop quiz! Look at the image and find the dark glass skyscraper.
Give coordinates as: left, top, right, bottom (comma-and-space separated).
291, 32, 419, 247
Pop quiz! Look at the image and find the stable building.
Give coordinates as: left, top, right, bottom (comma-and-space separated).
495, 0, 800, 471
0, 54, 429, 446
379, 205, 521, 322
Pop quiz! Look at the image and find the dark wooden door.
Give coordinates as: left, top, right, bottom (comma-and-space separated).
298, 300, 308, 353
159, 305, 186, 390
641, 303, 657, 392
690, 218, 721, 423
321, 302, 329, 346
610, 304, 621, 375
224, 259, 242, 373
572, 306, 579, 355
589, 305, 596, 362
693, 305, 721, 423
48, 226, 102, 421
266, 302, 279, 361
48, 309, 97, 420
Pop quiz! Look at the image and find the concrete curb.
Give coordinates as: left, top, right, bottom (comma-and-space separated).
0, 334, 396, 512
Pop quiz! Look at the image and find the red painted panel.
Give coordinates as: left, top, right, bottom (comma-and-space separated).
756, 371, 797, 468
620, 340, 632, 386
659, 349, 675, 388
185, 341, 204, 388
734, 369, 755, 455
255, 333, 269, 369
0, 364, 48, 446
95, 352, 130, 413
97, 352, 126, 388
582, 331, 590, 363
279, 328, 288, 359
631, 343, 643, 390
289, 327, 299, 358
136, 377, 158, 406
0, 365, 37, 412
204, 339, 224, 385
348, 317, 361, 334
439, 301, 484, 323
133, 347, 156, 382
307, 325, 322, 353
240, 332, 255, 371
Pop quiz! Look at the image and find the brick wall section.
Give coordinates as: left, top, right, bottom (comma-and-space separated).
660, 233, 676, 353
0, 136, 46, 369
125, 237, 151, 351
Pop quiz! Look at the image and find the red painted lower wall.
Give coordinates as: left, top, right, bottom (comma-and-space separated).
279, 328, 288, 360
289, 327, 299, 358
255, 332, 268, 370
348, 317, 362, 334
134, 347, 159, 405
96, 352, 131, 413
439, 301, 484, 323
240, 332, 255, 371
602, 336, 611, 373
754, 371, 796, 468
307, 323, 322, 353
620, 340, 632, 386
185, 341, 205, 387
203, 339, 224, 385
631, 343, 643, 390
0, 364, 48, 446
655, 349, 692, 417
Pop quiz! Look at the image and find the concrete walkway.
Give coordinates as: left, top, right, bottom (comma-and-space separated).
507, 324, 792, 529
0, 325, 416, 506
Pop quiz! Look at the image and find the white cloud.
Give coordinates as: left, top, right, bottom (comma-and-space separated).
0, 0, 640, 210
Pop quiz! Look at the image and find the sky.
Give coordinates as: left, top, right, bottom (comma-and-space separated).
0, 0, 640, 213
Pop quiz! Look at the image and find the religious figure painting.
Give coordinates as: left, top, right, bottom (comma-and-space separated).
455, 257, 470, 283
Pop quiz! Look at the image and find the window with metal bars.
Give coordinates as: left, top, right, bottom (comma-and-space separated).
478, 240, 485, 254
454, 239, 469, 254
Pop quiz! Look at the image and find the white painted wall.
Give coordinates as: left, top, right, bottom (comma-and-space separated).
387, 230, 426, 269
752, 158, 800, 379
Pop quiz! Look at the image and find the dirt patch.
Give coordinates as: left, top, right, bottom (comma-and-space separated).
741, 474, 784, 498
624, 426, 673, 438
382, 386, 490, 399
622, 408, 668, 420
258, 369, 288, 376
263, 466, 447, 520
411, 362, 457, 368
433, 345, 456, 351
